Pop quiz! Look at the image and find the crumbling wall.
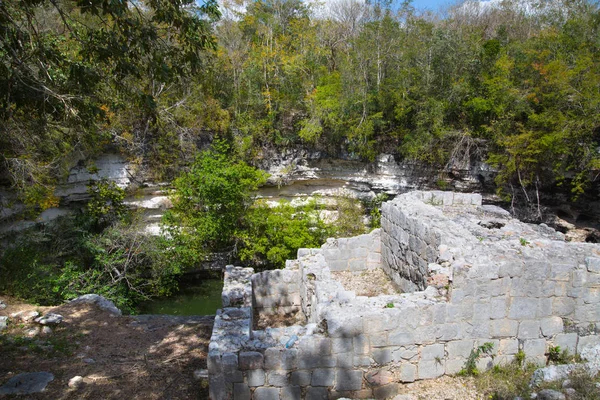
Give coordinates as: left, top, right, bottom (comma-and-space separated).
381, 191, 481, 292
208, 191, 600, 400
320, 230, 381, 272
252, 269, 302, 317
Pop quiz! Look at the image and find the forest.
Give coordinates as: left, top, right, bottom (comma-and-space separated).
1, 0, 599, 310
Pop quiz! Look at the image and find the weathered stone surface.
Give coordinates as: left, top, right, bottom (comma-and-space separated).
334, 369, 363, 391
366, 370, 394, 387
247, 369, 266, 387
306, 387, 329, 400
70, 294, 121, 315
490, 319, 519, 338
418, 360, 445, 379
373, 383, 399, 400
0, 372, 54, 395
35, 313, 63, 325
0, 316, 8, 332
253, 387, 279, 400
239, 352, 263, 370
312, 368, 335, 386
540, 316, 563, 337
233, 383, 251, 400
280, 386, 301, 400
290, 370, 311, 386
518, 320, 541, 339
267, 370, 288, 387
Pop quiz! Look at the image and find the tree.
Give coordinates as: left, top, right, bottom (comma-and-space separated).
0, 0, 220, 210
163, 140, 268, 269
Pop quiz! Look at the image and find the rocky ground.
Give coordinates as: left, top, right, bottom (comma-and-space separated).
332, 269, 400, 297
0, 296, 213, 399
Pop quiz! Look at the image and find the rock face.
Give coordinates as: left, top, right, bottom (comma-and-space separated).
0, 372, 54, 395
70, 294, 122, 315
208, 190, 600, 400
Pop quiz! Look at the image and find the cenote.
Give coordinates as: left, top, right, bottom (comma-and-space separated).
139, 278, 223, 316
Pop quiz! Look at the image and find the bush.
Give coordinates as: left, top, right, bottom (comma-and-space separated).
238, 200, 329, 269
162, 140, 268, 270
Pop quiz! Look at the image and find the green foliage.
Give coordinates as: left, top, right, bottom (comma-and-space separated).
330, 196, 368, 238
0, 208, 179, 313
86, 179, 127, 229
163, 140, 268, 269
238, 200, 329, 269
459, 342, 495, 376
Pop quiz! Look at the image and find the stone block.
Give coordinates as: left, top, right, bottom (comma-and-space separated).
366, 369, 394, 387
239, 352, 263, 370
421, 343, 445, 360
393, 346, 418, 361
436, 323, 460, 341
499, 339, 519, 355
354, 356, 373, 368
490, 319, 519, 338
578, 335, 600, 354
552, 297, 575, 316
400, 363, 417, 382
209, 375, 227, 400
264, 348, 282, 369
267, 370, 288, 387
234, 383, 251, 400
518, 320, 541, 339
253, 387, 279, 400
372, 347, 393, 365
388, 331, 413, 346
247, 369, 265, 387
445, 358, 465, 375
490, 297, 508, 319
523, 339, 547, 360
508, 297, 538, 319
554, 333, 578, 355
371, 332, 391, 347
280, 386, 301, 400
282, 349, 298, 370
306, 387, 328, 400
290, 370, 311, 387
335, 369, 363, 391
332, 338, 353, 354
312, 368, 335, 386
418, 359, 445, 379
297, 353, 336, 369
540, 316, 563, 337
335, 352, 354, 368
299, 337, 332, 356
586, 257, 600, 273
476, 356, 493, 372
353, 335, 370, 355
373, 383, 399, 400
446, 340, 474, 359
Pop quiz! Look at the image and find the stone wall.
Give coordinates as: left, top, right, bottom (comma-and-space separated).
252, 269, 302, 317
381, 191, 482, 292
321, 230, 381, 272
208, 191, 600, 400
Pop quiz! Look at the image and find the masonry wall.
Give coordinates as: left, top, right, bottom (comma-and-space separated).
208, 191, 600, 400
321, 230, 381, 272
252, 269, 302, 316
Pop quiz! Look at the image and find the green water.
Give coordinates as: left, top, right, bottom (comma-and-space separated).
139, 279, 223, 316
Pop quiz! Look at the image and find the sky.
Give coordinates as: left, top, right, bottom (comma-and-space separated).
410, 0, 457, 11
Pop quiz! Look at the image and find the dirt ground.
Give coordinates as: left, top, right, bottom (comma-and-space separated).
0, 296, 213, 399
332, 268, 400, 297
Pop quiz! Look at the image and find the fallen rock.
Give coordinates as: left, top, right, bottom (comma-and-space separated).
0, 372, 54, 395
10, 310, 40, 322
70, 294, 122, 315
580, 343, 600, 365
35, 313, 63, 325
0, 299, 6, 309
83, 358, 96, 364
0, 316, 8, 331
25, 327, 40, 337
40, 326, 53, 335
68, 376, 84, 388
530, 364, 579, 386
537, 389, 566, 400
